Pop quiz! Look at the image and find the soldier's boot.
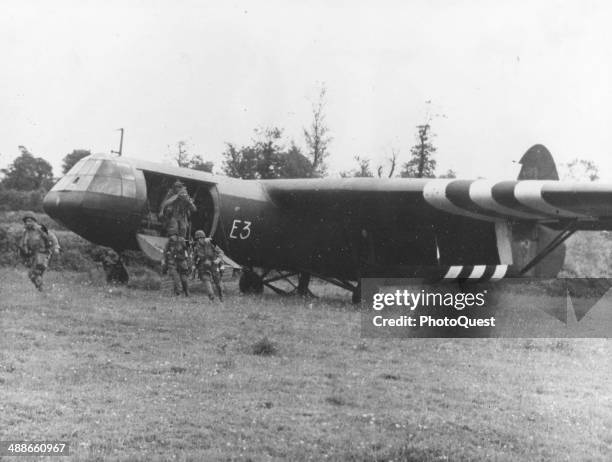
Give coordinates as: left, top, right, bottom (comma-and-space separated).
170, 271, 182, 295
182, 280, 190, 297
202, 278, 214, 301
206, 289, 214, 301
28, 269, 42, 291
216, 284, 223, 301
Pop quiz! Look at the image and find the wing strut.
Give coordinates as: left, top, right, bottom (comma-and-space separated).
518, 220, 578, 276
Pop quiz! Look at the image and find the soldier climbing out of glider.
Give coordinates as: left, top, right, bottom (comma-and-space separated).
159, 179, 196, 238
193, 229, 224, 301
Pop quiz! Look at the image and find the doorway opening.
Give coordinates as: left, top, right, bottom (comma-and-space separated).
139, 171, 218, 239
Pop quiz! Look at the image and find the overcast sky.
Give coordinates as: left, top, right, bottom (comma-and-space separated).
1, 0, 611, 180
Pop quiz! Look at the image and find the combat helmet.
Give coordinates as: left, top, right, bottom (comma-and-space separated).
194, 230, 207, 239
167, 224, 179, 237
22, 212, 38, 223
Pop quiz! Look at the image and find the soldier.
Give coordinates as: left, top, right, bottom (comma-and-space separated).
159, 180, 196, 238
161, 232, 191, 296
18, 213, 60, 291
101, 249, 129, 284
193, 229, 224, 301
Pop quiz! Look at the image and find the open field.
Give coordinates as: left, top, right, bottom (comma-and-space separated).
1, 268, 612, 461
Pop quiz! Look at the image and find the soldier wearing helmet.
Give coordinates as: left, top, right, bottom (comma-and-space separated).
101, 249, 129, 284
19, 212, 60, 291
159, 179, 196, 238
161, 231, 191, 296
193, 229, 224, 301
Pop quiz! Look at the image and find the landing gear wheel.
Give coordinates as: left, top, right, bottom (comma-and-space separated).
239, 268, 264, 294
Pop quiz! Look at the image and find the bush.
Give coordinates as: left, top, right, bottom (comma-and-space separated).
564, 231, 612, 277
0, 189, 46, 212
0, 225, 16, 266
1, 214, 162, 287
0, 210, 65, 230
54, 248, 96, 272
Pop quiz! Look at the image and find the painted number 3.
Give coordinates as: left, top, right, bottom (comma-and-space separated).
229, 219, 252, 240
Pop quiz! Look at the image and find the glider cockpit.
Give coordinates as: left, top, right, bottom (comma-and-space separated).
43, 154, 219, 251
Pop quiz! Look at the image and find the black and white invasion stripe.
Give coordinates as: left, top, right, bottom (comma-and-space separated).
422, 179, 609, 221
441, 264, 508, 281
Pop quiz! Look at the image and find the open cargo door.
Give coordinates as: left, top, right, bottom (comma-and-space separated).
136, 233, 241, 269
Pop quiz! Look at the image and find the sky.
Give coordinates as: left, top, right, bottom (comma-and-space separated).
1, 0, 611, 180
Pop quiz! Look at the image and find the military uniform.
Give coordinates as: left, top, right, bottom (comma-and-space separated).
193, 230, 224, 301
101, 249, 129, 284
162, 235, 191, 296
159, 180, 196, 238
19, 214, 58, 291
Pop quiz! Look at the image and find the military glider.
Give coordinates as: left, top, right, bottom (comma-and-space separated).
43, 145, 612, 301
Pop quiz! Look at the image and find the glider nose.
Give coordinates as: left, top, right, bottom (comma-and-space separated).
43, 187, 78, 226
43, 154, 147, 249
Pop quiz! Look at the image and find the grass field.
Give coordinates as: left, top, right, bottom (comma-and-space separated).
1, 268, 611, 461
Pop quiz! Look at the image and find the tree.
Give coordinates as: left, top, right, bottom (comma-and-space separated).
353, 156, 373, 177
438, 169, 457, 179
170, 141, 214, 173
304, 85, 332, 176
376, 148, 399, 178
341, 155, 374, 178
401, 124, 437, 178
1, 146, 54, 191
563, 159, 599, 182
222, 143, 259, 179
278, 143, 316, 179
254, 127, 284, 179
222, 127, 315, 179
62, 149, 91, 174
187, 155, 214, 173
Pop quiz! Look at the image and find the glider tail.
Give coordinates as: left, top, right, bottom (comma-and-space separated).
512, 144, 565, 276
517, 144, 559, 180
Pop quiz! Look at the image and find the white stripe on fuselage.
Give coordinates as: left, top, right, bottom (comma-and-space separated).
490, 265, 508, 280
514, 181, 587, 218
423, 180, 495, 221
468, 265, 486, 279
469, 180, 544, 220
443, 265, 463, 279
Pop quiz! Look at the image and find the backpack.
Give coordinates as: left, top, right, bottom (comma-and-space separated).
40, 224, 61, 254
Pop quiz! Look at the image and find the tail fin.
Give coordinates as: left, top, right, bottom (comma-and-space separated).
512, 144, 565, 276
517, 144, 559, 180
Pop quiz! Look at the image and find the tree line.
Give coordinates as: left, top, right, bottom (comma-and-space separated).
0, 87, 601, 213
0, 88, 450, 201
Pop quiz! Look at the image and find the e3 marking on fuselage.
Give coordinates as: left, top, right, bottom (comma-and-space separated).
229, 219, 252, 240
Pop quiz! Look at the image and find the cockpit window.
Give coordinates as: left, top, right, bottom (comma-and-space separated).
80, 159, 102, 176
51, 157, 137, 197
116, 161, 135, 181
88, 176, 123, 195
97, 160, 120, 177
66, 158, 87, 175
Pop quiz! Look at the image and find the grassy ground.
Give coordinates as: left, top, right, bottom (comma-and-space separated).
1, 268, 611, 461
